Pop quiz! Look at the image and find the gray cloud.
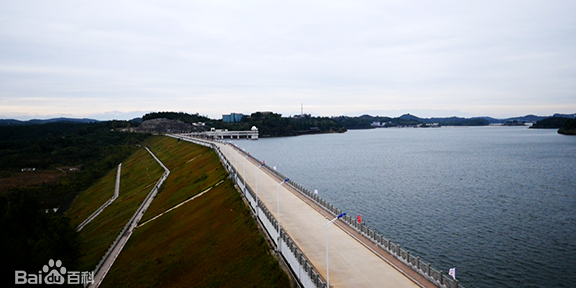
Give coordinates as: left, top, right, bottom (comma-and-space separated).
1, 0, 575, 120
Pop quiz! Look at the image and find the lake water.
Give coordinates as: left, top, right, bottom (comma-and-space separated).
231, 126, 576, 288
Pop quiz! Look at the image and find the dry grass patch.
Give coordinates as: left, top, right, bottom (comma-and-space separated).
0, 170, 64, 194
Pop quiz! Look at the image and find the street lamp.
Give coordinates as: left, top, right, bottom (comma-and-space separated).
276, 178, 290, 253
326, 212, 346, 288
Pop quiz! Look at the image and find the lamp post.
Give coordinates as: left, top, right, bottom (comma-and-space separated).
276, 178, 290, 253
326, 212, 346, 288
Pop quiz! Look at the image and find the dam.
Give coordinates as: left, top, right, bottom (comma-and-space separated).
172, 134, 464, 288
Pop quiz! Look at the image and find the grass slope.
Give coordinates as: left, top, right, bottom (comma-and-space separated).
101, 137, 291, 288
66, 167, 117, 227
142, 137, 228, 222
67, 147, 164, 271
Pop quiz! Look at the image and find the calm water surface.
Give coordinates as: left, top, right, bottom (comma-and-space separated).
231, 126, 576, 288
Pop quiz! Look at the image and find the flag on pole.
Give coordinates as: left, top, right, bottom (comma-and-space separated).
449, 268, 456, 279
357, 215, 362, 223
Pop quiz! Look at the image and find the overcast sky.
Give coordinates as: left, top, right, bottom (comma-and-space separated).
1, 1, 575, 120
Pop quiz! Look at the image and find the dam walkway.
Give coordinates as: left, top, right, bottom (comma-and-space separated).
174, 135, 462, 288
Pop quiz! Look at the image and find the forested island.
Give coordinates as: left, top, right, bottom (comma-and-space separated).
530, 116, 576, 135
530, 117, 571, 129
558, 119, 576, 135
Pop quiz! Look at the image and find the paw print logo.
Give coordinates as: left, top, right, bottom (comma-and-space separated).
43, 259, 67, 285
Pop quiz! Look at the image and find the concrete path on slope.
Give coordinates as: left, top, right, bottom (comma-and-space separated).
217, 142, 423, 288
89, 148, 170, 288
77, 163, 122, 232
137, 179, 224, 228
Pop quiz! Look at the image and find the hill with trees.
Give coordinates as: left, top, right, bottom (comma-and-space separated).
137, 111, 495, 135
220, 112, 347, 137
141, 111, 347, 137
558, 119, 576, 135
343, 114, 490, 128
142, 111, 212, 124
530, 117, 571, 129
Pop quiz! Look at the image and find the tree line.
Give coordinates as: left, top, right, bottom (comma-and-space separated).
142, 111, 493, 136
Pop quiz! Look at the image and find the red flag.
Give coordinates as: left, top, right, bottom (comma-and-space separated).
357, 215, 362, 223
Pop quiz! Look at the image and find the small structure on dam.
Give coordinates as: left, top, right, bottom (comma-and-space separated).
181, 126, 259, 140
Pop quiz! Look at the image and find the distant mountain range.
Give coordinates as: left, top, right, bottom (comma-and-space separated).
398, 113, 576, 124
0, 117, 100, 126
0, 117, 146, 126
1, 113, 574, 127
484, 113, 576, 123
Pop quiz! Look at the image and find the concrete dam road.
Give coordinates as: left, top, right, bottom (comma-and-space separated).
217, 143, 422, 288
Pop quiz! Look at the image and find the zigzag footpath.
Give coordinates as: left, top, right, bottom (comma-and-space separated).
76, 163, 122, 232
66, 147, 164, 273
89, 147, 170, 288
98, 136, 291, 287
